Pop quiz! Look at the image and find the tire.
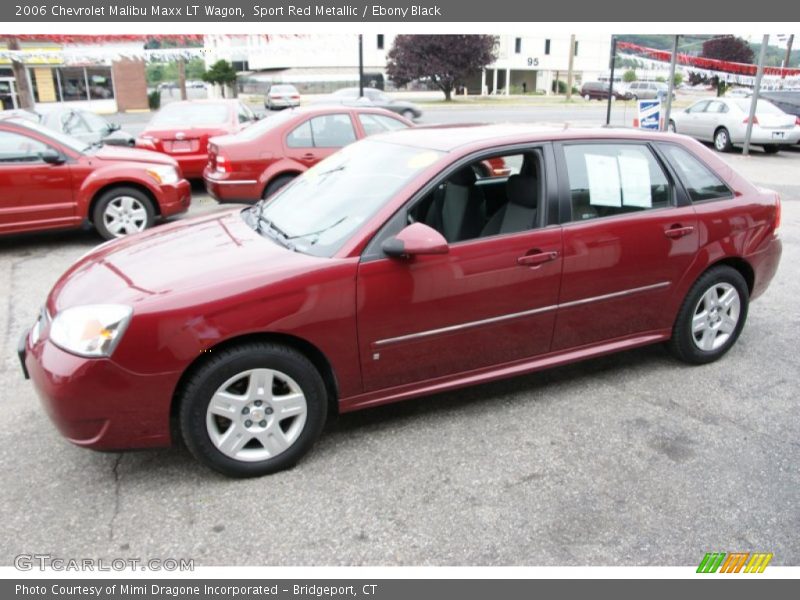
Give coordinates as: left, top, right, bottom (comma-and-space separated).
762, 144, 780, 154
263, 174, 296, 199
631, 94, 639, 102
583, 94, 591, 101
668, 266, 749, 365
667, 120, 677, 133
92, 186, 155, 240
714, 128, 733, 152
402, 109, 416, 120
179, 343, 328, 478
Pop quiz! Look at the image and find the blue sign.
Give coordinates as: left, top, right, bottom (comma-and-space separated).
637, 99, 661, 130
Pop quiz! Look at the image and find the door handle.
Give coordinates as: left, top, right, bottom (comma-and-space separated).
517, 250, 559, 266
302, 152, 315, 159
664, 225, 695, 239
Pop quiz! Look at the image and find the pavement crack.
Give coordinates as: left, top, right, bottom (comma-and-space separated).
108, 453, 124, 542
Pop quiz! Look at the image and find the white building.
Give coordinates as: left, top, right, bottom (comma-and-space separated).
204, 33, 612, 95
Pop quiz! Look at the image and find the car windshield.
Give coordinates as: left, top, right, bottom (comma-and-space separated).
234, 110, 297, 141
249, 140, 444, 257
270, 85, 296, 93
150, 103, 230, 127
10, 119, 89, 153
731, 99, 784, 115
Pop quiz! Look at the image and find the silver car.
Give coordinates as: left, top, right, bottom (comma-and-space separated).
265, 84, 301, 110
41, 106, 134, 146
669, 97, 800, 153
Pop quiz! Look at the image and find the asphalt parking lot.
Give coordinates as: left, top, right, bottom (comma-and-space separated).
0, 133, 798, 566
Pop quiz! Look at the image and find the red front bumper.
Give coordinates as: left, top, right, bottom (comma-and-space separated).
156, 179, 192, 218
23, 335, 180, 451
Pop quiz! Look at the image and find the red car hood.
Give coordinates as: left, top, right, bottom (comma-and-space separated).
47, 209, 326, 314
93, 144, 178, 166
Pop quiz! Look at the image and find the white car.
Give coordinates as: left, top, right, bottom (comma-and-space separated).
669, 97, 800, 153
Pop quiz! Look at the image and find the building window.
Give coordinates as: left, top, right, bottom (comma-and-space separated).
574, 40, 579, 56
545, 39, 551, 55
514, 38, 522, 54
27, 66, 115, 103
377, 34, 385, 50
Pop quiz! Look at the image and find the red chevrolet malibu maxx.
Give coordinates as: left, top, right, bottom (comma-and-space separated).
20, 125, 782, 477
0, 119, 190, 239
203, 105, 412, 203
136, 99, 259, 179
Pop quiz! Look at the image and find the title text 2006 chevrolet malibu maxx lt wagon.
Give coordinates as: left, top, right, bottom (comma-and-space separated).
19, 125, 782, 477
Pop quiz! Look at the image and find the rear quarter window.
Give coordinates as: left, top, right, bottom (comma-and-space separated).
660, 144, 732, 202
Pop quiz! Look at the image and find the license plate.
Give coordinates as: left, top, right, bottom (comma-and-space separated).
171, 140, 192, 152
772, 131, 785, 139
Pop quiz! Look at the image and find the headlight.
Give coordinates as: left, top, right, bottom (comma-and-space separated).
145, 165, 179, 185
50, 304, 133, 358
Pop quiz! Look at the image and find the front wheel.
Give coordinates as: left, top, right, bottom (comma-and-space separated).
668, 266, 749, 365
92, 186, 155, 240
179, 343, 328, 478
402, 109, 416, 120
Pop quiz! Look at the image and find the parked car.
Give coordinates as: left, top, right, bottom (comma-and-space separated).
321, 87, 422, 120
580, 81, 629, 101
760, 91, 800, 128
135, 100, 260, 178
726, 87, 753, 98
204, 105, 412, 203
38, 106, 135, 147
669, 97, 800, 153
627, 81, 675, 101
0, 118, 190, 239
20, 125, 781, 477
265, 84, 301, 110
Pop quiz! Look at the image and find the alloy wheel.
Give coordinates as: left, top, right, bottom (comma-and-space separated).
103, 195, 148, 237
691, 282, 741, 352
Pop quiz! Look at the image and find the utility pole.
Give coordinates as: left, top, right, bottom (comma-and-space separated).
566, 34, 576, 100
177, 56, 187, 101
358, 34, 364, 98
606, 36, 617, 125
663, 35, 679, 131
7, 37, 34, 110
743, 34, 769, 156
782, 34, 794, 87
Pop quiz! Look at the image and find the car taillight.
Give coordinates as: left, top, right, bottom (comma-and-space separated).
775, 194, 781, 232
743, 116, 759, 125
795, 116, 800, 126
135, 136, 157, 150
215, 154, 232, 174
291, 95, 300, 100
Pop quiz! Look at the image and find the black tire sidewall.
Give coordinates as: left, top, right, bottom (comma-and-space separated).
263, 175, 295, 199
92, 186, 155, 240
179, 344, 328, 478
669, 266, 749, 365
715, 128, 732, 152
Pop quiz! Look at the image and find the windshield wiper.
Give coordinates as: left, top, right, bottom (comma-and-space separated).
255, 213, 296, 251
286, 217, 348, 244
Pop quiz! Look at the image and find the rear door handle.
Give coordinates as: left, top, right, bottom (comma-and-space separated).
302, 153, 315, 160
517, 250, 559, 266
664, 225, 694, 239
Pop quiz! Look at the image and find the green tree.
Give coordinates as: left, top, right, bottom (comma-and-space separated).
203, 60, 238, 96
622, 69, 637, 83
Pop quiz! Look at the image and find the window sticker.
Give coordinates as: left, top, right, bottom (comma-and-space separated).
585, 153, 621, 207
619, 152, 653, 208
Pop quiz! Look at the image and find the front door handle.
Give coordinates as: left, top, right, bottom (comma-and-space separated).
664, 225, 695, 239
302, 152, 315, 160
517, 250, 559, 267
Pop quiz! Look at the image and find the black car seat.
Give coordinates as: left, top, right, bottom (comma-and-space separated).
480, 175, 538, 236
425, 167, 485, 243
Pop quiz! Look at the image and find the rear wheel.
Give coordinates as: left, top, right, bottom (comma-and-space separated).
762, 144, 780, 154
92, 186, 155, 240
263, 174, 296, 199
179, 343, 328, 478
402, 109, 416, 120
668, 266, 749, 365
667, 120, 677, 133
714, 128, 733, 152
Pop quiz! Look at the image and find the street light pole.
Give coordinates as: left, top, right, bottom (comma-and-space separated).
743, 34, 769, 156
663, 35, 679, 131
358, 34, 364, 98
606, 36, 617, 125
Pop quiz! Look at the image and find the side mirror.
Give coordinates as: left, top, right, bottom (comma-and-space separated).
255, 111, 266, 120
107, 122, 121, 132
382, 222, 448, 258
40, 149, 65, 165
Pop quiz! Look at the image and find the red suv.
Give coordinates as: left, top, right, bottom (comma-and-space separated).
21, 126, 781, 477
204, 105, 413, 203
136, 99, 259, 179
0, 119, 190, 239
